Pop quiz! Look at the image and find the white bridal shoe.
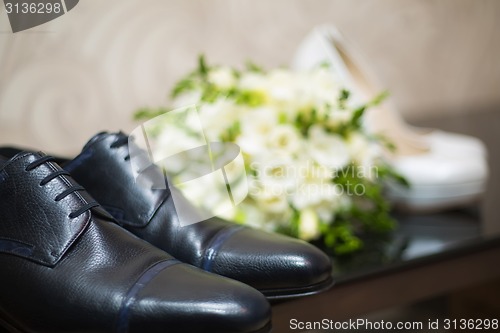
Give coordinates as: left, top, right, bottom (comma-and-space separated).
292, 25, 488, 212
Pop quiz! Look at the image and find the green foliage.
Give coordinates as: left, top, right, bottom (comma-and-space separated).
234, 90, 266, 107
133, 55, 406, 256
324, 162, 398, 255
134, 107, 171, 121
338, 88, 350, 109
245, 60, 265, 73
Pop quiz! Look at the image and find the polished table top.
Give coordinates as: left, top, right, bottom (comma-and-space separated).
272, 109, 500, 331
330, 207, 488, 284
325, 108, 500, 284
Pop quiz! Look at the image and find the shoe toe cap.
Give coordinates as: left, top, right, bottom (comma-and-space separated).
210, 228, 333, 297
127, 262, 271, 333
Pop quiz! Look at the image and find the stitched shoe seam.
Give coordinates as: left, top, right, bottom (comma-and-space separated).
201, 226, 245, 272
115, 258, 181, 333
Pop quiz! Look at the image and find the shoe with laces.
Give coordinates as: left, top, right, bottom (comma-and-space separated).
0, 152, 271, 333
0, 132, 333, 300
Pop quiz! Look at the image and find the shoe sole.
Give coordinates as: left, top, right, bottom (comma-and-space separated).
387, 179, 485, 212
253, 321, 272, 333
0, 316, 22, 333
261, 275, 334, 301
393, 194, 482, 214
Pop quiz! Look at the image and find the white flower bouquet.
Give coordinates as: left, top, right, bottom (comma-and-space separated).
135, 56, 406, 255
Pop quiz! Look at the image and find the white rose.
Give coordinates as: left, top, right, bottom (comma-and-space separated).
208, 67, 236, 89
310, 68, 342, 102
253, 184, 290, 214
326, 108, 353, 127
171, 90, 202, 108
156, 127, 202, 164
293, 181, 341, 210
298, 208, 320, 241
198, 99, 239, 141
307, 125, 350, 170
314, 201, 336, 224
266, 125, 302, 154
291, 159, 341, 209
235, 203, 267, 229
252, 152, 299, 194
239, 72, 268, 91
347, 133, 382, 180
267, 69, 297, 104
237, 107, 278, 155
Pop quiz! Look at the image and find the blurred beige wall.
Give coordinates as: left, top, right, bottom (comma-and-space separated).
0, 0, 499, 154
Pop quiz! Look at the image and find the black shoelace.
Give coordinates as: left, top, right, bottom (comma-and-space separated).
110, 136, 162, 175
109, 135, 169, 193
25, 155, 99, 219
110, 135, 130, 160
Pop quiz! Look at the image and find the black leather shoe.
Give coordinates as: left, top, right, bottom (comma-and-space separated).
0, 133, 333, 299
0, 152, 271, 333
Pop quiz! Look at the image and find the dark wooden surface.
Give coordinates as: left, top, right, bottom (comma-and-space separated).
271, 109, 500, 332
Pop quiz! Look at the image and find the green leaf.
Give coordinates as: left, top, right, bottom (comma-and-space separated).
133, 107, 169, 121
234, 90, 266, 107
171, 76, 196, 98
278, 112, 287, 124
245, 61, 265, 73
350, 106, 366, 129
201, 83, 220, 103
220, 121, 242, 142
368, 90, 390, 107
319, 61, 332, 69
338, 89, 350, 110
198, 54, 209, 77
339, 89, 350, 101
377, 164, 410, 187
